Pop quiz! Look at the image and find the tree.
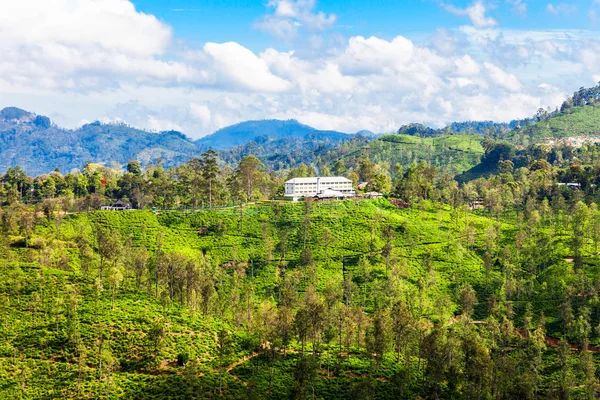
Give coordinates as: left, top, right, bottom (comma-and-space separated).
126, 160, 142, 177
96, 227, 122, 284
458, 284, 477, 318
366, 309, 390, 366
391, 301, 413, 362
332, 160, 346, 176
231, 156, 266, 201
217, 329, 233, 395
144, 320, 165, 368
381, 225, 395, 275
555, 339, 574, 399
201, 150, 220, 208
461, 328, 492, 399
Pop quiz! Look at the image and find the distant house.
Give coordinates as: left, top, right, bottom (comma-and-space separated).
357, 182, 369, 190
360, 191, 384, 199
284, 177, 355, 201
101, 200, 132, 211
469, 200, 485, 210
556, 182, 582, 190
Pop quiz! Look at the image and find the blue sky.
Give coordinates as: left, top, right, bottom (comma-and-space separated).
133, 0, 596, 46
1, 0, 599, 137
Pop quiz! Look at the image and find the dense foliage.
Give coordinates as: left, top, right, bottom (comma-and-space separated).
3, 137, 600, 397
4, 83, 600, 398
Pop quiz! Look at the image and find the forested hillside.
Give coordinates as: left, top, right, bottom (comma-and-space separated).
5, 83, 600, 399
2, 194, 600, 399
512, 84, 600, 145
337, 134, 484, 176
196, 119, 356, 150
0, 108, 201, 175
515, 106, 600, 144
0, 111, 363, 175
3, 135, 600, 397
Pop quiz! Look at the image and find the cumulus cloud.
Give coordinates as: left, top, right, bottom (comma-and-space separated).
203, 42, 292, 92
102, 31, 583, 137
256, 0, 336, 41
0, 0, 212, 93
444, 1, 498, 28
3, 0, 600, 139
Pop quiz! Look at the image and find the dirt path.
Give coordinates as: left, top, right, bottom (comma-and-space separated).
226, 352, 259, 373
515, 328, 600, 352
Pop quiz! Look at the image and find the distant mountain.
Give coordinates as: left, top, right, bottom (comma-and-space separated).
0, 108, 200, 175
219, 132, 371, 171
197, 119, 353, 149
0, 109, 367, 175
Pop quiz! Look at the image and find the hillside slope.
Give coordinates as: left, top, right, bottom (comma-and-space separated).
2, 198, 599, 398
0, 109, 366, 174
0, 201, 494, 398
0, 108, 201, 175
515, 105, 600, 143
338, 133, 484, 175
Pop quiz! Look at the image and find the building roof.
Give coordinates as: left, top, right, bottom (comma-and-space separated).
316, 189, 347, 198
285, 176, 352, 184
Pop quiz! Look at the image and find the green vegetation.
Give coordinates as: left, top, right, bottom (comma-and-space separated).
2, 186, 600, 398
515, 106, 600, 143
5, 83, 600, 398
358, 133, 484, 175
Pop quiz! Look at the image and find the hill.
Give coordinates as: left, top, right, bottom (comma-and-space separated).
509, 84, 600, 144
196, 119, 355, 150
337, 133, 484, 175
219, 131, 372, 171
1, 197, 598, 398
0, 108, 200, 175
0, 110, 368, 175
515, 105, 600, 144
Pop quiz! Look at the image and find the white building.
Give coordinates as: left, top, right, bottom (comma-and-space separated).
284, 177, 355, 200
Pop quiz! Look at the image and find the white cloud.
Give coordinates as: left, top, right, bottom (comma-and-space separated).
147, 115, 183, 133
203, 42, 292, 92
0, 0, 170, 56
0, 0, 212, 93
546, 3, 577, 15
444, 1, 498, 28
455, 55, 481, 76
484, 62, 522, 91
190, 103, 212, 125
507, 0, 528, 15
2, 0, 600, 139
256, 0, 336, 40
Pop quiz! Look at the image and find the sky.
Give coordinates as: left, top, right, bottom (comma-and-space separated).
1, 0, 600, 138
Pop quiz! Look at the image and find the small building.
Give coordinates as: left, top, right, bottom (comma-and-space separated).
469, 199, 485, 210
361, 191, 384, 199
101, 199, 132, 211
556, 182, 582, 190
284, 176, 355, 201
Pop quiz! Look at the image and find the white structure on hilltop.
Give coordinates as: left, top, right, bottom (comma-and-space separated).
284, 176, 355, 200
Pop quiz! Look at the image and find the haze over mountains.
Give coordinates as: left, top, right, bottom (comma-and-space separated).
3, 82, 600, 176
0, 107, 361, 175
